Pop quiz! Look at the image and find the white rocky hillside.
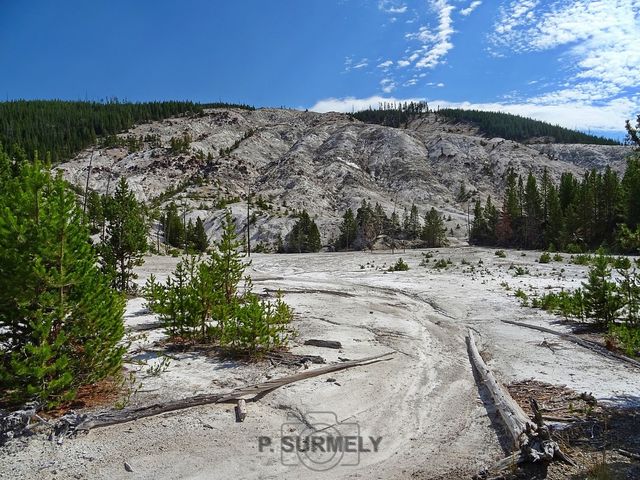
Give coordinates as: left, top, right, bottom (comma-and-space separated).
56, 108, 632, 249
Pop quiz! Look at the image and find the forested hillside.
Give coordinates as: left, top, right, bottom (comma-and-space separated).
0, 100, 254, 163
351, 104, 619, 145
437, 108, 619, 145
349, 101, 429, 128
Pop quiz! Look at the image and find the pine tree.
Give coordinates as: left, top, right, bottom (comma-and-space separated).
337, 208, 357, 250
546, 184, 564, 249
207, 210, 258, 346
0, 159, 125, 406
163, 202, 184, 248
286, 210, 321, 253
86, 190, 104, 234
373, 203, 388, 236
101, 177, 148, 292
502, 167, 521, 245
192, 216, 208, 252
470, 200, 487, 244
421, 208, 448, 247
523, 173, 542, 248
583, 252, 622, 327
356, 200, 378, 249
389, 210, 401, 237
622, 157, 640, 230
617, 262, 640, 326
598, 167, 621, 245
484, 196, 498, 244
407, 203, 421, 239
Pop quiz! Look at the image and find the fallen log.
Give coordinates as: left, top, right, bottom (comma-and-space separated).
65, 352, 393, 433
616, 448, 640, 461
467, 330, 534, 447
467, 330, 575, 479
501, 320, 640, 369
304, 339, 342, 349
265, 351, 325, 366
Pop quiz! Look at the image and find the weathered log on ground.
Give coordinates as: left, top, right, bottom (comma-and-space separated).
467, 330, 575, 479
467, 330, 533, 447
501, 320, 640, 369
617, 448, 640, 461
303, 339, 342, 349
0, 403, 39, 445
67, 352, 393, 433
265, 351, 325, 365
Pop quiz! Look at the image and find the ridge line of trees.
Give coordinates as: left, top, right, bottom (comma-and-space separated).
350, 103, 619, 145
0, 99, 255, 163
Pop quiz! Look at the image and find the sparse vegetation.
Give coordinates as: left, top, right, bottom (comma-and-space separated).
389, 258, 409, 272
539, 252, 551, 264
145, 210, 292, 354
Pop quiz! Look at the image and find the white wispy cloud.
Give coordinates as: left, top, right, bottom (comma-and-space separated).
460, 1, 482, 16
410, 0, 456, 69
377, 60, 394, 70
492, 0, 640, 105
380, 78, 397, 93
378, 0, 408, 14
309, 94, 638, 132
344, 56, 369, 72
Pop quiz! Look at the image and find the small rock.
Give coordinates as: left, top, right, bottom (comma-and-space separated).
326, 378, 336, 383
124, 461, 133, 472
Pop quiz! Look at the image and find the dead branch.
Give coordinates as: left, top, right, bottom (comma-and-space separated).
65, 352, 394, 433
502, 320, 640, 369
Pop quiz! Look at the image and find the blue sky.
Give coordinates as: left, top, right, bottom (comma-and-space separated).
1, 0, 638, 136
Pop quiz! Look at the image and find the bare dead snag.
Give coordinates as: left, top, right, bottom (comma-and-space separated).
467, 330, 575, 479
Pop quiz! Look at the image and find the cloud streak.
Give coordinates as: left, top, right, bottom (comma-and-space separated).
460, 1, 482, 16
406, 0, 456, 69
378, 0, 408, 14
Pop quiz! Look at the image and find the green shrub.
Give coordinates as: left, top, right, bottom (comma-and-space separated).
609, 323, 640, 357
389, 258, 409, 272
534, 289, 586, 320
514, 289, 527, 300
553, 253, 564, 262
495, 250, 506, 258
511, 265, 530, 276
613, 256, 632, 269
572, 254, 592, 265
514, 289, 528, 306
539, 252, 551, 264
433, 259, 449, 269
566, 243, 584, 254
